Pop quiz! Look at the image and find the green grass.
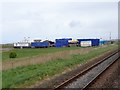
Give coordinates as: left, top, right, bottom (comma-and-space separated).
2, 47, 81, 61
1, 44, 13, 48
2, 44, 118, 88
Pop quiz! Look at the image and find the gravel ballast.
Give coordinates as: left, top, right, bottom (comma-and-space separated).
64, 52, 119, 88
30, 50, 118, 88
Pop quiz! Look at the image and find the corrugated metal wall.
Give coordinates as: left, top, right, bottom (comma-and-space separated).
77, 39, 100, 46
55, 39, 69, 47
99, 40, 108, 45
91, 39, 100, 46
31, 42, 49, 48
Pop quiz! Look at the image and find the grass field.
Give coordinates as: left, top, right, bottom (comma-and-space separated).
2, 47, 81, 61
2, 44, 118, 88
1, 44, 13, 48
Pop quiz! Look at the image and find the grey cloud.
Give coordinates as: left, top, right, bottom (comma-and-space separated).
1, 2, 118, 43
69, 20, 81, 28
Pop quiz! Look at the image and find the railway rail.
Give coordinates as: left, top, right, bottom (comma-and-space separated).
54, 50, 120, 90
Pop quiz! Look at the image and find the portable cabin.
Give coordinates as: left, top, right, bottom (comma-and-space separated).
77, 39, 100, 47
55, 38, 71, 47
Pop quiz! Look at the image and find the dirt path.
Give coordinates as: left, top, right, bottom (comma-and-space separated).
2, 47, 93, 71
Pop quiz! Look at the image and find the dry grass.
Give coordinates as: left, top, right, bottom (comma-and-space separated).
2, 48, 92, 70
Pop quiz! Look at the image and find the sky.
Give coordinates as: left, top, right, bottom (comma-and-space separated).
0, 0, 119, 44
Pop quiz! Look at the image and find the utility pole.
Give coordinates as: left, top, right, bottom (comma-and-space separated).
109, 32, 111, 40
109, 32, 111, 44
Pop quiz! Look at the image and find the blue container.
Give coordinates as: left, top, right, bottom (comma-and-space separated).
31, 42, 49, 48
77, 39, 100, 46
55, 39, 69, 47
91, 39, 100, 46
99, 40, 108, 45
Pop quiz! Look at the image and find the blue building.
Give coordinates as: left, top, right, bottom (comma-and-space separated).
99, 40, 108, 45
31, 41, 49, 48
77, 39, 100, 46
55, 38, 72, 47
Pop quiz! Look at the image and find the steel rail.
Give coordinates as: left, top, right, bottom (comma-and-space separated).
82, 53, 119, 90
54, 50, 120, 89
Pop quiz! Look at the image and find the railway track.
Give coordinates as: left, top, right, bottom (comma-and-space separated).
54, 50, 120, 90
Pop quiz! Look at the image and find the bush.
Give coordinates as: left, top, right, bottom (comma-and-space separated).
9, 52, 17, 58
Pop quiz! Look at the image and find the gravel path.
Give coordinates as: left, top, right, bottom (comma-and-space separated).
89, 58, 120, 89
64, 52, 119, 88
112, 75, 120, 88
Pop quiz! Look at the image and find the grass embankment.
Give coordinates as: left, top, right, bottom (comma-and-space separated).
2, 44, 118, 88
2, 47, 80, 61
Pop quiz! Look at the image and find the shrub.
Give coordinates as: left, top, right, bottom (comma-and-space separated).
9, 52, 17, 58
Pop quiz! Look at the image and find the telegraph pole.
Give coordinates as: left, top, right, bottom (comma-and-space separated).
109, 32, 111, 44
110, 32, 111, 40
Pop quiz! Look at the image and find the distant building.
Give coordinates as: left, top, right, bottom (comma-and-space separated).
77, 39, 100, 47
55, 38, 72, 47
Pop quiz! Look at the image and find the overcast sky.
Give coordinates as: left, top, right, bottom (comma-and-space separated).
0, 0, 118, 44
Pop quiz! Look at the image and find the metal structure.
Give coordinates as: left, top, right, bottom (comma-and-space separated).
54, 50, 119, 89
68, 39, 79, 47
55, 38, 72, 48
31, 41, 49, 48
13, 38, 106, 48
77, 39, 100, 47
14, 37, 31, 48
99, 40, 108, 45
13, 42, 31, 48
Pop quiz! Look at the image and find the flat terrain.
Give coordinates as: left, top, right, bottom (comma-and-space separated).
2, 47, 81, 61
2, 47, 92, 70
2, 44, 118, 88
